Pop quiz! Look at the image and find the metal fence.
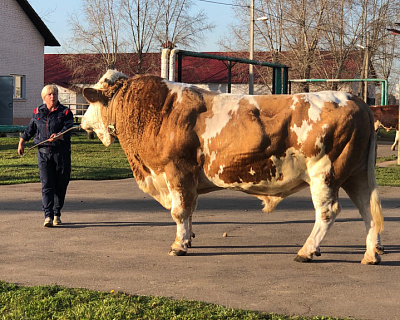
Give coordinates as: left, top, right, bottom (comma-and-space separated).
63, 103, 89, 117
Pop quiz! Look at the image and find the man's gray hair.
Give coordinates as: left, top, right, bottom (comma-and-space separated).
41, 84, 58, 100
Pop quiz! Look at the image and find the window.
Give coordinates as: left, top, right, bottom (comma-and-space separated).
12, 75, 25, 99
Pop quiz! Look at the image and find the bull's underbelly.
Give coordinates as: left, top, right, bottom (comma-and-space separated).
198, 167, 307, 196
200, 147, 312, 195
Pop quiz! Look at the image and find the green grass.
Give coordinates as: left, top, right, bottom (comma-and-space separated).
0, 281, 346, 320
0, 133, 132, 185
0, 133, 392, 320
376, 128, 396, 141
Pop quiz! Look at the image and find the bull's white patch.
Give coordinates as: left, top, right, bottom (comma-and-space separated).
197, 149, 204, 158
207, 151, 217, 172
176, 220, 189, 243
303, 91, 350, 109
291, 120, 313, 145
290, 91, 349, 147
163, 80, 194, 104
249, 167, 256, 175
245, 96, 261, 110
314, 124, 329, 150
93, 69, 128, 89
202, 94, 244, 168
169, 189, 182, 213
291, 91, 350, 112
136, 171, 172, 209
81, 102, 115, 147
290, 95, 300, 110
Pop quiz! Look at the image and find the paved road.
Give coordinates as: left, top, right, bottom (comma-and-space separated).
0, 143, 399, 320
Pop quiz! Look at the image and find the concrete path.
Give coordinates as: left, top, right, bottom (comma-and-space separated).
0, 143, 399, 320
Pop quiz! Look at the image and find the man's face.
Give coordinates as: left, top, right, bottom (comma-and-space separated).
44, 91, 58, 109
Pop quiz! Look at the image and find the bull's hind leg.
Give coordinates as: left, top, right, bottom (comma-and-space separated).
391, 130, 399, 151
342, 174, 383, 265
295, 173, 341, 262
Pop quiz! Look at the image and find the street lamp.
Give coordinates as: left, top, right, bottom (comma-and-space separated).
249, 0, 255, 95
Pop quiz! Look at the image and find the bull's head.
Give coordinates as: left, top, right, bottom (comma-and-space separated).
81, 70, 128, 147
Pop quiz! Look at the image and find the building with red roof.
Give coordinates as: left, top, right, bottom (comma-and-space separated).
44, 49, 363, 117
1, 0, 59, 125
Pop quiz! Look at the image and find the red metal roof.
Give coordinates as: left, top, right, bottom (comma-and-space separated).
45, 51, 360, 87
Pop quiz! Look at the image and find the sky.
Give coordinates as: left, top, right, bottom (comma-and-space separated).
27, 0, 239, 54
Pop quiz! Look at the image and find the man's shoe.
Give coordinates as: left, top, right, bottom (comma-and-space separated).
54, 216, 62, 225
44, 217, 53, 227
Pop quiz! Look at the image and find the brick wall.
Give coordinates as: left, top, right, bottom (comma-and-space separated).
0, 0, 45, 124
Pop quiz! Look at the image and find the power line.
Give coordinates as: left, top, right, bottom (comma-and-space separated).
197, 0, 385, 38
197, 0, 248, 8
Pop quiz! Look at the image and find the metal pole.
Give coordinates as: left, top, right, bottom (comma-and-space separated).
228, 61, 232, 93
249, 0, 254, 95
363, 33, 370, 103
161, 49, 170, 79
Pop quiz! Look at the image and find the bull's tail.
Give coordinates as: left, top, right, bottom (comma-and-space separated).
368, 131, 384, 234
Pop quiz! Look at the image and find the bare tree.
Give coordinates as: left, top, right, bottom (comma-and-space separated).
220, 0, 400, 96
121, 0, 161, 73
154, 0, 215, 50
64, 0, 214, 80
69, 0, 122, 69
282, 0, 328, 91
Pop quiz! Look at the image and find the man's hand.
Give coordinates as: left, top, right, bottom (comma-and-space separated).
48, 133, 64, 142
18, 139, 25, 156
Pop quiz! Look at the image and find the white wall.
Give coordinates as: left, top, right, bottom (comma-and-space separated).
193, 83, 271, 95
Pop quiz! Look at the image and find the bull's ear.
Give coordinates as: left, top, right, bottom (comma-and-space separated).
83, 88, 108, 104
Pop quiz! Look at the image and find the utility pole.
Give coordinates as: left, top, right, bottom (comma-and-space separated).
249, 0, 254, 95
358, 33, 370, 103
363, 33, 370, 103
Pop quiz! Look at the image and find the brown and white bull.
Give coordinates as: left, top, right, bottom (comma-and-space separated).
370, 104, 399, 150
81, 70, 384, 264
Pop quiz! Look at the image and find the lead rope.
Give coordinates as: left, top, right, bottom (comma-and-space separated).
22, 125, 81, 155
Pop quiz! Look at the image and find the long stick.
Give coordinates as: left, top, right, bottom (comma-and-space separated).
26, 125, 81, 151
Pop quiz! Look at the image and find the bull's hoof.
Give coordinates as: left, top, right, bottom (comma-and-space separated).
361, 254, 381, 265
294, 255, 312, 263
376, 245, 385, 255
314, 251, 321, 257
169, 248, 187, 256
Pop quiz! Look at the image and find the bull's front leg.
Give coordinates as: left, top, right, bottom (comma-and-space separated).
165, 162, 199, 256
170, 214, 191, 256
169, 193, 197, 255
169, 201, 194, 256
